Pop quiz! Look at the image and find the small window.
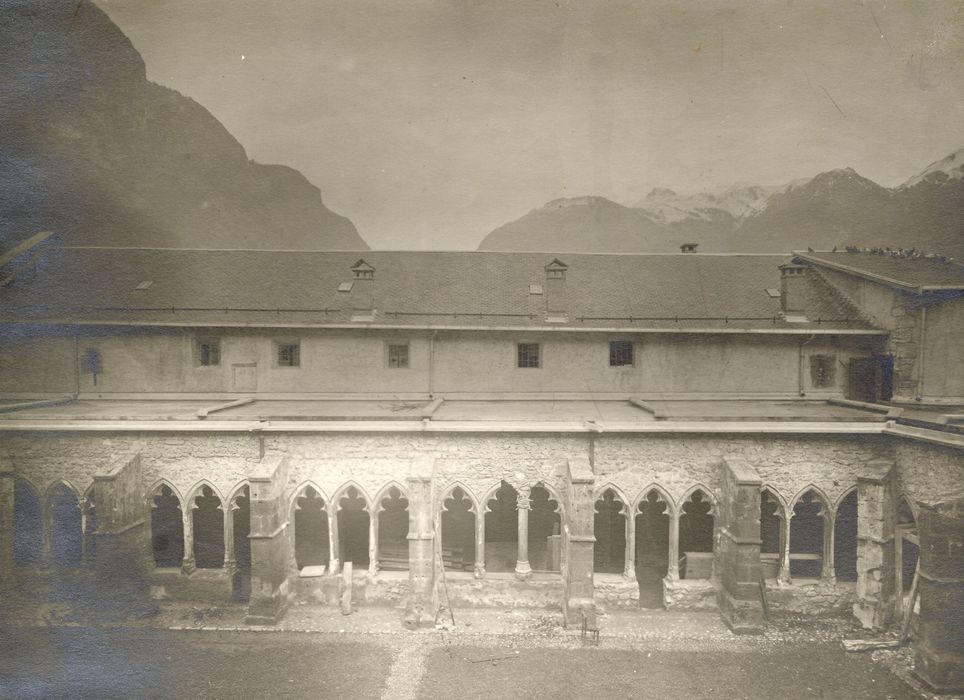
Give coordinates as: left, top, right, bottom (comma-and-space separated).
196, 338, 221, 366
387, 343, 409, 369
517, 342, 540, 368
810, 355, 835, 388
277, 343, 300, 367
609, 340, 634, 367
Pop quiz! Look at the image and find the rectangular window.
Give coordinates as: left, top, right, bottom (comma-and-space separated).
387, 343, 409, 369
810, 354, 835, 388
277, 343, 300, 367
517, 342, 540, 368
196, 338, 221, 366
609, 340, 634, 367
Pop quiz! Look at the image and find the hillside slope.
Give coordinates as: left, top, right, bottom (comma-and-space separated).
0, 0, 366, 251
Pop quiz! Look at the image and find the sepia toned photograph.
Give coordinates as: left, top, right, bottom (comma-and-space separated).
1, 1, 962, 697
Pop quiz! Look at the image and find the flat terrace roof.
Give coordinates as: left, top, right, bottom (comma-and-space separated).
0, 397, 886, 425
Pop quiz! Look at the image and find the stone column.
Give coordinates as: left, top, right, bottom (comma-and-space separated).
852, 460, 895, 630
667, 510, 681, 580
368, 508, 379, 576
914, 495, 964, 694
223, 503, 236, 578
822, 510, 836, 581
717, 458, 765, 634
181, 507, 196, 575
404, 456, 435, 629
91, 454, 150, 595
0, 466, 15, 585
327, 509, 340, 574
474, 508, 485, 579
778, 513, 791, 584
515, 486, 532, 580
562, 458, 595, 629
245, 455, 291, 625
624, 505, 636, 581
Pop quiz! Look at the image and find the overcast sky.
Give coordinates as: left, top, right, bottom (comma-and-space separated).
96, 0, 964, 250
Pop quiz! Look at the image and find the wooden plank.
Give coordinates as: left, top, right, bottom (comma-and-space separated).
900, 562, 920, 644
842, 639, 901, 652
0, 396, 74, 414
340, 561, 353, 615
197, 397, 255, 419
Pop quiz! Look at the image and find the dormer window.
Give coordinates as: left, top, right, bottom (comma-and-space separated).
351, 259, 375, 280
544, 259, 568, 279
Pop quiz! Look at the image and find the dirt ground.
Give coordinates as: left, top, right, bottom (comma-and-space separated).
0, 609, 943, 700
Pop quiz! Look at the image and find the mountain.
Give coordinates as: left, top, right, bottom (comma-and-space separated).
479, 154, 964, 259
0, 0, 366, 251
480, 196, 670, 253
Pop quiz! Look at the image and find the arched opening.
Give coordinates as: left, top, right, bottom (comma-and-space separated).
679, 489, 714, 579
48, 483, 82, 568
337, 487, 370, 568
441, 487, 475, 572
151, 485, 184, 568
790, 490, 825, 578
896, 496, 919, 594
760, 489, 783, 579
594, 489, 626, 574
294, 486, 329, 570
232, 485, 251, 601
528, 486, 561, 572
83, 490, 97, 563
635, 490, 670, 607
14, 480, 43, 566
833, 490, 858, 582
192, 486, 224, 569
484, 481, 518, 573
377, 486, 410, 570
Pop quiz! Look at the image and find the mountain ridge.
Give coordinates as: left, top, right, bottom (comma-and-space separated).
0, 0, 367, 251
479, 150, 964, 258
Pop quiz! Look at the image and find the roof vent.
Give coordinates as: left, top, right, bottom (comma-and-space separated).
765, 288, 780, 298
544, 258, 568, 321
135, 280, 153, 290
338, 282, 353, 293
680, 243, 698, 254
349, 259, 375, 321
529, 284, 543, 295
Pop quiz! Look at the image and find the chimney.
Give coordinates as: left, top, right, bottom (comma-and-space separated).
778, 261, 808, 315
680, 243, 698, 254
544, 258, 568, 321
347, 259, 375, 320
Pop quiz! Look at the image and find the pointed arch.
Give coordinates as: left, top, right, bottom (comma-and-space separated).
528, 480, 565, 517
789, 484, 832, 515
633, 483, 677, 517
788, 485, 831, 579
760, 484, 789, 515
185, 479, 225, 509
145, 479, 183, 507
289, 480, 329, 515
225, 480, 251, 508
594, 483, 631, 511
896, 493, 918, 524
679, 483, 717, 514
373, 481, 410, 510
833, 485, 858, 511
438, 480, 480, 514
331, 481, 374, 512
480, 480, 512, 512
44, 478, 82, 504
439, 482, 478, 573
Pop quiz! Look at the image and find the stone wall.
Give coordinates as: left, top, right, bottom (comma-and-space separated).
765, 580, 856, 615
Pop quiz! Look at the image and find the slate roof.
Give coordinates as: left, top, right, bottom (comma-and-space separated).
0, 246, 878, 332
797, 251, 964, 292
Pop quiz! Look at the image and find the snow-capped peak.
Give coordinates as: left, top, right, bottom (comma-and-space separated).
900, 146, 964, 189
